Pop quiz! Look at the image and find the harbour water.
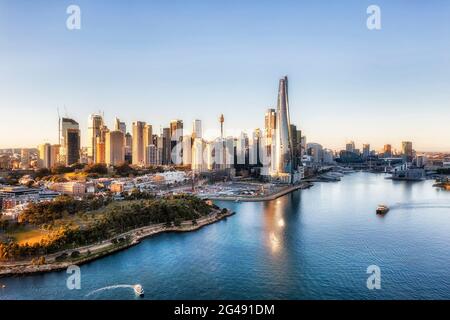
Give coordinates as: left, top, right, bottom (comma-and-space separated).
1, 172, 450, 300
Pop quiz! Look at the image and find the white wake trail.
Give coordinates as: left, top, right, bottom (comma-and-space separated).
85, 284, 135, 297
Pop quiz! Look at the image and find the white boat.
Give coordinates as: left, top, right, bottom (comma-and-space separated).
133, 284, 144, 297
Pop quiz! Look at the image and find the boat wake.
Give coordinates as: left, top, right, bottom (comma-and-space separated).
85, 284, 135, 298
389, 201, 450, 211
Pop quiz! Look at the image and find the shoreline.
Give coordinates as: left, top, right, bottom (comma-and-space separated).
204, 181, 313, 202
0, 209, 235, 277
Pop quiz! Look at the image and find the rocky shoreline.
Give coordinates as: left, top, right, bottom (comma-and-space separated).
0, 209, 234, 277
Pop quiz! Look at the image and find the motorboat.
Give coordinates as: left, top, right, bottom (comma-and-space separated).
133, 284, 144, 297
376, 205, 389, 215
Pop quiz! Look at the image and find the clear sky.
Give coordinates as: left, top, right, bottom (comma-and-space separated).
1, 0, 449, 152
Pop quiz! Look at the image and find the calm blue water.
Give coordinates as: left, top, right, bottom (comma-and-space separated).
1, 172, 450, 300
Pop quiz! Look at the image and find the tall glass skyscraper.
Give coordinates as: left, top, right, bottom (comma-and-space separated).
275, 76, 294, 177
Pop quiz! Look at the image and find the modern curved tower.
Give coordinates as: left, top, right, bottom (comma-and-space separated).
275, 76, 293, 176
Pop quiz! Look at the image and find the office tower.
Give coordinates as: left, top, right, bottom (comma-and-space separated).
162, 127, 171, 165
156, 135, 164, 165
402, 141, 413, 163
300, 136, 306, 158
38, 143, 52, 169
146, 144, 158, 166
264, 108, 276, 159
105, 130, 125, 166
20, 149, 30, 169
363, 144, 370, 159
346, 141, 355, 153
248, 129, 261, 166
88, 114, 104, 163
236, 132, 248, 165
192, 138, 205, 172
307, 143, 324, 164
274, 76, 294, 178
143, 124, 153, 165
50, 144, 61, 167
132, 121, 145, 166
383, 144, 392, 158
66, 128, 80, 165
182, 135, 192, 167
125, 132, 132, 163
114, 117, 126, 134
60, 118, 80, 165
192, 119, 202, 139
290, 124, 298, 168
170, 120, 183, 164
96, 138, 106, 164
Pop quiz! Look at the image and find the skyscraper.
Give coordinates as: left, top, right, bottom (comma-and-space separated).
60, 118, 80, 165
402, 141, 413, 163
143, 124, 153, 165
363, 144, 370, 159
264, 108, 276, 159
162, 127, 171, 165
170, 120, 183, 164
274, 76, 294, 178
132, 121, 145, 166
105, 130, 125, 166
346, 141, 355, 153
38, 143, 52, 169
192, 120, 202, 139
88, 114, 104, 163
114, 117, 126, 134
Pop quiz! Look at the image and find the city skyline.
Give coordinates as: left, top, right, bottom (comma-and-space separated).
1, 0, 450, 151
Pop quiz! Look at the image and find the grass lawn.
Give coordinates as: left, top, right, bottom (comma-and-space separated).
8, 227, 49, 245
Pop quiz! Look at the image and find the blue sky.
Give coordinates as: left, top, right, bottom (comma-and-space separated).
1, 0, 449, 151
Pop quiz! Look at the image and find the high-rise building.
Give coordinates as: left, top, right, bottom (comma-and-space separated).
88, 114, 104, 163
20, 149, 30, 169
143, 124, 153, 165
274, 76, 294, 179
132, 121, 145, 166
264, 108, 276, 159
383, 144, 392, 158
114, 117, 126, 134
60, 118, 80, 166
105, 130, 125, 166
96, 139, 106, 164
146, 144, 158, 166
346, 141, 355, 153
363, 144, 370, 159
66, 128, 80, 165
192, 120, 202, 139
182, 135, 192, 167
402, 141, 413, 163
50, 145, 61, 167
170, 120, 183, 163
162, 127, 171, 165
125, 132, 132, 163
38, 143, 52, 169
191, 138, 205, 172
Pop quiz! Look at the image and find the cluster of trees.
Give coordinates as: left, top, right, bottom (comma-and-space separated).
18, 195, 111, 225
1, 195, 214, 261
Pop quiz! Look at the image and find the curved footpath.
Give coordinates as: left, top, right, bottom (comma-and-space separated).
0, 209, 234, 277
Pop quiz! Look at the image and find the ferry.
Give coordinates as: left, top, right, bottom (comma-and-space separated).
133, 284, 144, 297
376, 205, 389, 215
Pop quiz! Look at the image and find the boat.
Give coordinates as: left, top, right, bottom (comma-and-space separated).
133, 284, 144, 297
376, 205, 389, 215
